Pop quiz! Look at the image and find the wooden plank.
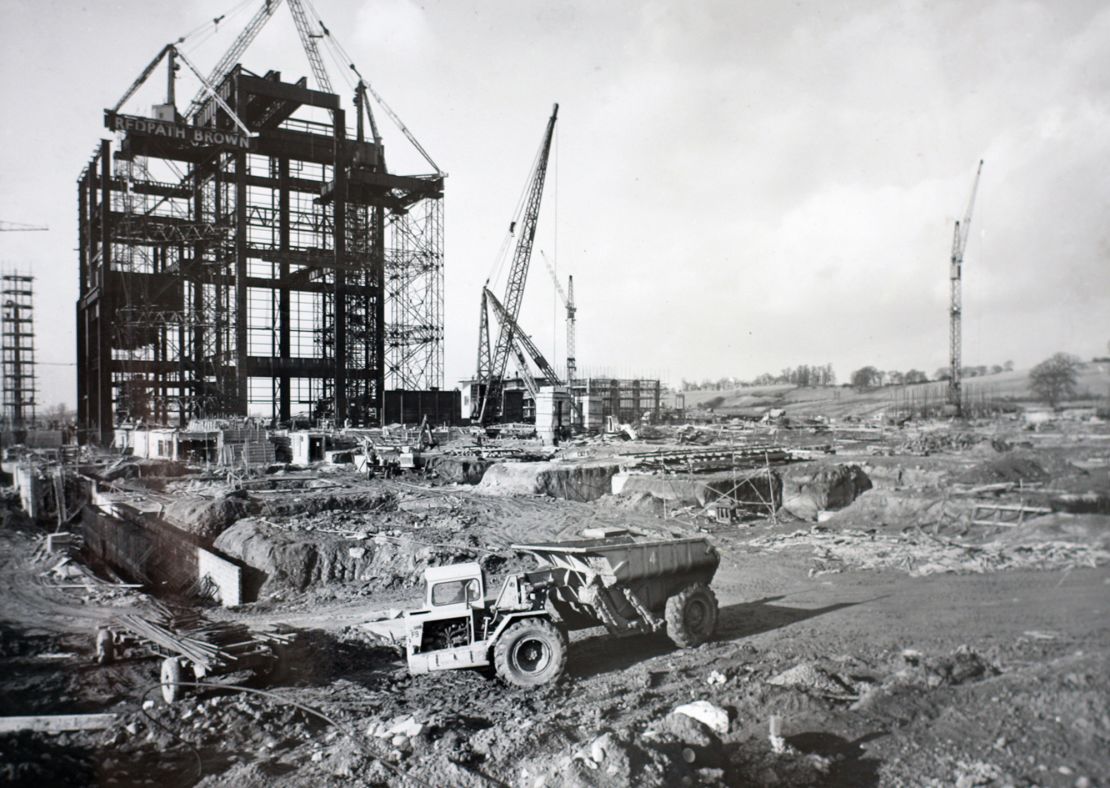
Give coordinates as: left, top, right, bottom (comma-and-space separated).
0, 714, 117, 733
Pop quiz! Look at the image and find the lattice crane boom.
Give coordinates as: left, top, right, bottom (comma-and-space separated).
287, 0, 333, 93
476, 104, 559, 423
185, 0, 284, 120
485, 287, 582, 424
185, 0, 281, 118
948, 159, 984, 415
484, 287, 560, 386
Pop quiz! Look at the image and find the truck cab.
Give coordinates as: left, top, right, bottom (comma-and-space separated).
423, 562, 485, 610
404, 563, 491, 674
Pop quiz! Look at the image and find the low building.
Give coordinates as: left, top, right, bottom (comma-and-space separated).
459, 376, 662, 426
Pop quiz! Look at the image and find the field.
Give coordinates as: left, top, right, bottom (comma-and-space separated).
681, 362, 1110, 420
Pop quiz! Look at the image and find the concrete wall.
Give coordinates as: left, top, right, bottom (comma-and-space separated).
80, 508, 247, 607
535, 387, 573, 445
197, 547, 243, 607
579, 394, 603, 432
15, 464, 46, 521
79, 509, 198, 591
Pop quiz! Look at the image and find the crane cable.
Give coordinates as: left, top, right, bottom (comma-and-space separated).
486, 130, 552, 291
305, 0, 442, 175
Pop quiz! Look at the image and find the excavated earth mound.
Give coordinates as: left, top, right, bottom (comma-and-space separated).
822, 488, 972, 531
476, 461, 621, 502
780, 463, 873, 521
213, 518, 492, 597
424, 455, 493, 484
163, 490, 255, 541
613, 469, 782, 510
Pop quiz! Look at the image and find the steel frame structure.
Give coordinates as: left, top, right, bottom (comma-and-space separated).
1, 272, 37, 432
77, 66, 443, 444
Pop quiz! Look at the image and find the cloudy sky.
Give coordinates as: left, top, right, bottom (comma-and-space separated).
1, 0, 1107, 407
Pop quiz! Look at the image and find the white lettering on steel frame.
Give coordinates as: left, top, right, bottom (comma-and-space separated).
104, 111, 249, 150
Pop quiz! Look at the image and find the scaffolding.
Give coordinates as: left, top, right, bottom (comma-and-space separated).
1, 272, 37, 432
386, 198, 444, 391
77, 66, 444, 444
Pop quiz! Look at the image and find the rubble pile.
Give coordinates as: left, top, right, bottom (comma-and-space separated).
748, 525, 1110, 576
897, 431, 1010, 455
955, 455, 1050, 485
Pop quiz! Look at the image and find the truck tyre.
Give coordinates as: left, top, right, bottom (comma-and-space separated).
160, 656, 185, 704
665, 583, 718, 648
493, 618, 567, 687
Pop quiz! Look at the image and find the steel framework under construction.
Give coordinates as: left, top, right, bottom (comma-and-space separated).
76, 6, 444, 445
1, 272, 37, 433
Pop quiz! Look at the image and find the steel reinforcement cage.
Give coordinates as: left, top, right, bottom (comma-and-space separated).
77, 67, 444, 444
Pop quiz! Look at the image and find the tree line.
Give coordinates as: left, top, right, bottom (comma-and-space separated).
681, 364, 837, 392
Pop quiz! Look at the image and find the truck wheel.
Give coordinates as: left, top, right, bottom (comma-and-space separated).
665, 583, 718, 648
160, 656, 185, 704
494, 618, 567, 687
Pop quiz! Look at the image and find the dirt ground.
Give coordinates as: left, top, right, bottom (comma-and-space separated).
1, 423, 1108, 787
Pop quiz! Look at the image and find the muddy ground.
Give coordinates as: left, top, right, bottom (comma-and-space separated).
1, 423, 1108, 787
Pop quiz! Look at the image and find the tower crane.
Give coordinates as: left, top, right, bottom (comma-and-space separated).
540, 250, 576, 384
474, 104, 559, 424
947, 159, 984, 417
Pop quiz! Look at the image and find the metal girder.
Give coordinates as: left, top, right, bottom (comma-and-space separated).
111, 216, 229, 244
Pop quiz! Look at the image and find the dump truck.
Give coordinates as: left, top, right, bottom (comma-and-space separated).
402, 534, 720, 687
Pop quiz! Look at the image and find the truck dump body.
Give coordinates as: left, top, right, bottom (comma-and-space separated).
513, 536, 720, 634
512, 536, 718, 586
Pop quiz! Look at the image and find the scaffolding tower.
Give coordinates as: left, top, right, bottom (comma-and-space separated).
1, 272, 37, 432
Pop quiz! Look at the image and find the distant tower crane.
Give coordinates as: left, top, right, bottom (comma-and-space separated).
474, 104, 559, 424
948, 159, 984, 416
540, 250, 576, 384
0, 222, 49, 232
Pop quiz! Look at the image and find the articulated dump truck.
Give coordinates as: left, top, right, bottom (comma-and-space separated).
403, 534, 720, 687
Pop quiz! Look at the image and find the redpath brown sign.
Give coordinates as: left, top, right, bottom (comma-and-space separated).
104, 111, 250, 150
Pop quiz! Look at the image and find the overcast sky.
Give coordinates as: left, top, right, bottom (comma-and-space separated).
1, 0, 1108, 408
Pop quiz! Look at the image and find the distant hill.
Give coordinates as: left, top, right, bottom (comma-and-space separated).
680, 362, 1110, 420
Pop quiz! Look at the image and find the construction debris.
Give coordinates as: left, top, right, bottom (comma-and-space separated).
749, 526, 1110, 576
